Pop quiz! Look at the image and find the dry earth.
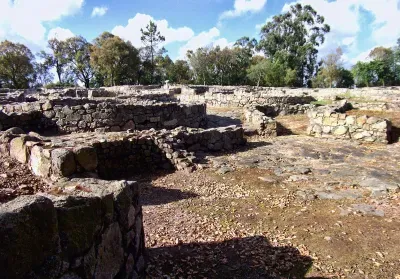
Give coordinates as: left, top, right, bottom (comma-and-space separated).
0, 153, 50, 203
140, 111, 400, 279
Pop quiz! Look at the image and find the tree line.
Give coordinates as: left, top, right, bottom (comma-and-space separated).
1, 3, 399, 89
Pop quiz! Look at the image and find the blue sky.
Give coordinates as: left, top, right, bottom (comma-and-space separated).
1, 0, 400, 65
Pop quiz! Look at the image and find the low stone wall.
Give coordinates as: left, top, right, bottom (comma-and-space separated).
307, 109, 391, 143
0, 100, 207, 133
178, 88, 316, 108
0, 179, 145, 278
1, 126, 246, 180
351, 101, 400, 112
244, 108, 277, 137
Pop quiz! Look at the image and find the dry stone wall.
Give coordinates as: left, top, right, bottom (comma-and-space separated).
178, 87, 316, 108
244, 108, 277, 137
0, 99, 207, 133
0, 179, 145, 279
0, 126, 246, 180
307, 108, 391, 143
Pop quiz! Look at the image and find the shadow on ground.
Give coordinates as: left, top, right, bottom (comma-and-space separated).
276, 122, 297, 136
389, 124, 400, 143
193, 141, 272, 165
207, 114, 243, 128
136, 172, 199, 206
140, 184, 198, 206
147, 236, 324, 279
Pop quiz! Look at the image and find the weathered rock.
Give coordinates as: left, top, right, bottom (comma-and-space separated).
30, 145, 51, 177
10, 137, 29, 163
74, 146, 98, 171
51, 149, 76, 177
55, 195, 103, 258
0, 196, 59, 278
94, 223, 124, 279
333, 126, 348, 136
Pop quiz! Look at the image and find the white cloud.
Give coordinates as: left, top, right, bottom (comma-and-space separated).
91, 6, 108, 18
47, 27, 75, 41
342, 36, 356, 46
350, 47, 374, 64
177, 27, 233, 59
112, 13, 194, 48
220, 0, 267, 20
0, 0, 83, 45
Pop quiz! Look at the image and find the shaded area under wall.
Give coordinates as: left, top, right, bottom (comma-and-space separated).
275, 115, 310, 136
147, 236, 323, 279
136, 173, 199, 206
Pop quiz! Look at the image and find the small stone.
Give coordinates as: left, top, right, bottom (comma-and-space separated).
216, 166, 233, 175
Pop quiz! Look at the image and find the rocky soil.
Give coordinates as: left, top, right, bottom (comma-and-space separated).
0, 153, 50, 203
140, 113, 400, 279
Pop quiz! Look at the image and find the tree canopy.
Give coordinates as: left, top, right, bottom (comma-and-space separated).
258, 3, 330, 87
0, 8, 399, 89
0, 40, 35, 89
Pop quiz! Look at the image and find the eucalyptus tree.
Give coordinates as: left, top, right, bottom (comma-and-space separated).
258, 3, 330, 86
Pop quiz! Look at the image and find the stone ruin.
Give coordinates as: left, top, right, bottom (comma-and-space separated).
0, 84, 399, 278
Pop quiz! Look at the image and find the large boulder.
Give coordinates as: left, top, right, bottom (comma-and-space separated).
54, 195, 103, 258
0, 196, 59, 278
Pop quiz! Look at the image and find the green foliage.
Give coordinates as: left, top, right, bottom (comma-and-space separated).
90, 32, 140, 86
33, 62, 53, 88
0, 40, 35, 89
168, 59, 191, 83
247, 60, 269, 87
40, 38, 70, 84
64, 36, 94, 88
336, 68, 354, 88
258, 3, 330, 86
44, 82, 76, 89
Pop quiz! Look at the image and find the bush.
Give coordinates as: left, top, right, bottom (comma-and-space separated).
44, 82, 76, 89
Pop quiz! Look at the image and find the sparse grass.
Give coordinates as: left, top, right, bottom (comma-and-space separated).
311, 99, 333, 106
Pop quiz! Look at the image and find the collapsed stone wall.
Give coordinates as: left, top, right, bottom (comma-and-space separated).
307, 108, 391, 143
0, 100, 207, 133
0, 179, 145, 279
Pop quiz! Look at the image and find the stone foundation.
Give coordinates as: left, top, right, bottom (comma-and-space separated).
0, 99, 207, 133
1, 126, 246, 180
0, 179, 145, 279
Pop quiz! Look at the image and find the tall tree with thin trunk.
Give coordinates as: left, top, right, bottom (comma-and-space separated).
140, 21, 165, 84
64, 36, 94, 88
258, 3, 330, 87
40, 38, 69, 84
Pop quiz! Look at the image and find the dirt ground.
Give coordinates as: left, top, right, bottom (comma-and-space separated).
141, 112, 400, 279
0, 153, 50, 203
